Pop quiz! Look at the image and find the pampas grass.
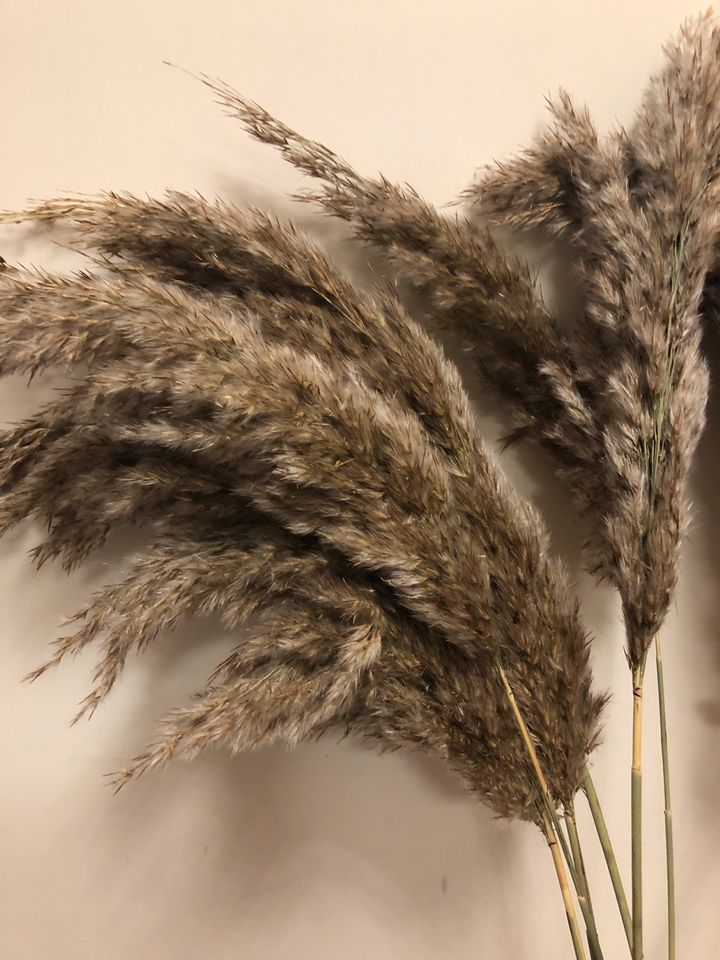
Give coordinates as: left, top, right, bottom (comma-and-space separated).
1, 201, 605, 954
3, 11, 716, 958
472, 16, 720, 958
473, 17, 716, 666
178, 17, 720, 958
0, 257, 604, 804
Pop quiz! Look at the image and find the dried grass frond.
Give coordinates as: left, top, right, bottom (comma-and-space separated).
0, 238, 603, 818
186, 19, 715, 666
467, 15, 718, 662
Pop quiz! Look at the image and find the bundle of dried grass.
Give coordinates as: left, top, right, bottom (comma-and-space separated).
164, 19, 718, 958
1, 211, 604, 955
472, 18, 720, 958
474, 16, 717, 662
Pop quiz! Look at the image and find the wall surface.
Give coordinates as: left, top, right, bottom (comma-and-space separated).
1, 2, 719, 958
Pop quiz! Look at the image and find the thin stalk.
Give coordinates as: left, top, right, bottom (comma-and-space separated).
631, 660, 646, 960
582, 771, 632, 951
555, 807, 605, 960
565, 804, 604, 960
542, 811, 590, 960
496, 661, 588, 960
655, 633, 675, 960
556, 814, 578, 871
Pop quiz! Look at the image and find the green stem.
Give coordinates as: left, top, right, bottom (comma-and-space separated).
655, 634, 675, 960
555, 808, 582, 890
565, 805, 604, 960
554, 806, 606, 959
632, 661, 646, 960
582, 771, 632, 951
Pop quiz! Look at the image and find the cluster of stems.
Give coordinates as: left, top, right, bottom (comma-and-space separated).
501, 648, 676, 960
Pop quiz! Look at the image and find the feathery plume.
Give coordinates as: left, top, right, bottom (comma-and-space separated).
140, 38, 720, 956
470, 17, 720, 958
185, 70, 712, 669
0, 69, 616, 958
0, 255, 603, 818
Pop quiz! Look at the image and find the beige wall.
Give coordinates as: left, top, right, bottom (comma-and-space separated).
1, 2, 718, 957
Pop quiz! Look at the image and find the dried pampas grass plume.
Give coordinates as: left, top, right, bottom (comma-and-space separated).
188, 65, 709, 673
466, 15, 720, 958
162, 29, 712, 678
473, 16, 717, 665
0, 211, 606, 837
0, 218, 606, 953
131, 22, 720, 956
21, 35, 708, 955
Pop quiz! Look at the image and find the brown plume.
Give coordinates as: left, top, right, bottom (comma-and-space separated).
0, 221, 603, 819
177, 19, 719, 666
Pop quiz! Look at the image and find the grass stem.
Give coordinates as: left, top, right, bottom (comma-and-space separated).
631, 661, 646, 960
582, 771, 632, 951
542, 812, 590, 960
496, 661, 588, 960
655, 634, 675, 960
565, 803, 604, 960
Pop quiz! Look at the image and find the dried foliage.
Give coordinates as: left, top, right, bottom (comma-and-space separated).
185, 18, 720, 667
0, 214, 603, 818
8, 15, 719, 958
470, 15, 719, 664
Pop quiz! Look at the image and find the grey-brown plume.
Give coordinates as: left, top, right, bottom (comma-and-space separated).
173, 21, 719, 666
469, 13, 718, 663
0, 216, 603, 819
